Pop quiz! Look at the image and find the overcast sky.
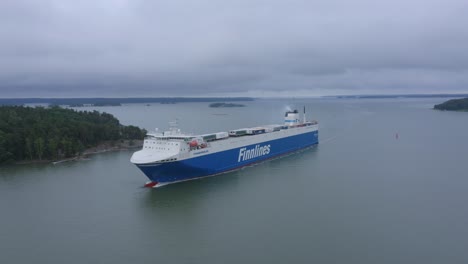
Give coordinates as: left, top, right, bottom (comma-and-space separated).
1, 0, 467, 97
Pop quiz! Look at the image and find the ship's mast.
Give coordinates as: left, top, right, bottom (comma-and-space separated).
303, 106, 306, 123
163, 119, 181, 136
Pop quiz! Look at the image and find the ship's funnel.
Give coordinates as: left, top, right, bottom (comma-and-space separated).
284, 110, 300, 126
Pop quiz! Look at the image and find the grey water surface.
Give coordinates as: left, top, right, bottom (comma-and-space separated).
1, 98, 467, 264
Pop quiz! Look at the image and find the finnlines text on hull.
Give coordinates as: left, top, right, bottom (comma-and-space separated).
238, 144, 271, 162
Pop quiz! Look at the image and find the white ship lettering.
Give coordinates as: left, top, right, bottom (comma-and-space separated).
238, 144, 271, 162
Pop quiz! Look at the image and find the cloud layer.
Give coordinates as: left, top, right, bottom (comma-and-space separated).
1, 0, 468, 97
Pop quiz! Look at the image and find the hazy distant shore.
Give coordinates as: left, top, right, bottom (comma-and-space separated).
0, 97, 254, 106
324, 93, 468, 99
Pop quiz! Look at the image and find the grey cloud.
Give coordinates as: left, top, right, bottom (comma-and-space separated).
1, 0, 468, 97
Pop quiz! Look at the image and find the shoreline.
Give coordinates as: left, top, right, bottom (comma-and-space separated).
13, 140, 143, 166
433, 108, 468, 112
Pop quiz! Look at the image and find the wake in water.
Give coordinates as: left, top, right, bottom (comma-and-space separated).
320, 136, 339, 144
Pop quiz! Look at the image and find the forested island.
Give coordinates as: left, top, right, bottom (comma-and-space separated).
209, 102, 245, 108
0, 106, 147, 165
434, 98, 468, 111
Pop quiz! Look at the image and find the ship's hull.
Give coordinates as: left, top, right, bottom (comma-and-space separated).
135, 130, 318, 185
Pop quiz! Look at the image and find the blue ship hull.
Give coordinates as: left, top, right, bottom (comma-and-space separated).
136, 130, 318, 185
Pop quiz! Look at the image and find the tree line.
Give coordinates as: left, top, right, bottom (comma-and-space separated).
0, 106, 147, 164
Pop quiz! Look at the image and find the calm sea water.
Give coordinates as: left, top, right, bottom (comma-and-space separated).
1, 98, 467, 264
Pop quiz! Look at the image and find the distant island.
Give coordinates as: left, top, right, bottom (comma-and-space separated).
69, 102, 122, 107
325, 94, 468, 99
0, 106, 147, 165
434, 98, 468, 111
209, 102, 245, 108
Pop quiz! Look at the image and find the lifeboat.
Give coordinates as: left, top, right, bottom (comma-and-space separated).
189, 140, 198, 148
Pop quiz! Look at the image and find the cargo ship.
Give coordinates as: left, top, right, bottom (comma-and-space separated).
130, 108, 318, 187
